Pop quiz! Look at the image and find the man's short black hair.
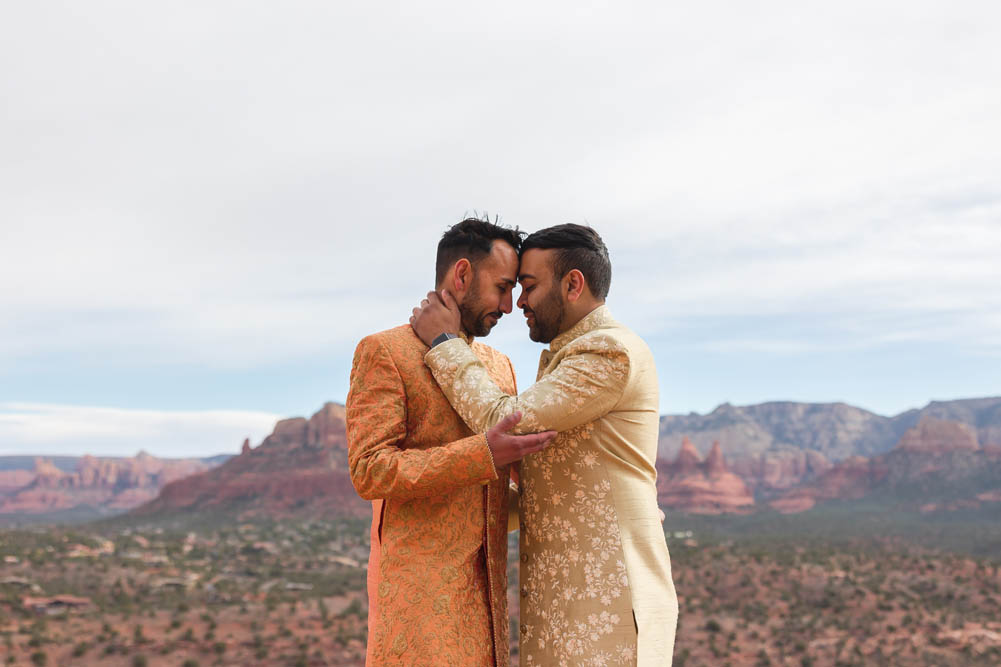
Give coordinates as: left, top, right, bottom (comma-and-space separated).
435, 217, 524, 286
521, 223, 612, 299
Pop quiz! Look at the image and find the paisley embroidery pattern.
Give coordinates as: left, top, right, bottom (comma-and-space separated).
346, 325, 516, 666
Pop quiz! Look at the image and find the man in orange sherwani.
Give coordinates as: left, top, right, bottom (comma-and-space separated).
346, 218, 555, 666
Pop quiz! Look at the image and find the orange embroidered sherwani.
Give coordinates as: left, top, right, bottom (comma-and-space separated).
346, 324, 516, 666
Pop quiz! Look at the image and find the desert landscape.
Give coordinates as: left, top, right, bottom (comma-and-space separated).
1, 397, 999, 665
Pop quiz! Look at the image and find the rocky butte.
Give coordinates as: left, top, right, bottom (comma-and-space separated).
0, 453, 218, 515
658, 397, 1001, 499
770, 417, 1001, 513
657, 438, 755, 514
132, 402, 370, 520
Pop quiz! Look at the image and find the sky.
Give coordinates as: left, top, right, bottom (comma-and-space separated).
1, 1, 999, 458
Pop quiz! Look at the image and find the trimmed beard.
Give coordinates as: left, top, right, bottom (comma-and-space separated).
525, 281, 565, 343
459, 278, 501, 338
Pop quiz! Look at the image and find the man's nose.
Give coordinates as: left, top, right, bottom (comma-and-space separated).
516, 289, 526, 310
501, 290, 513, 314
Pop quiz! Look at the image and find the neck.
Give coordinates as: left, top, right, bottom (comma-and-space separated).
557, 301, 604, 337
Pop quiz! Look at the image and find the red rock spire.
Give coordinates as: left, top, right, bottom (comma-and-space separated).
674, 437, 702, 473
705, 441, 727, 477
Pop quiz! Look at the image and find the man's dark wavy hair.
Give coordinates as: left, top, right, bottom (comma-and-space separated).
521, 223, 611, 299
435, 217, 525, 286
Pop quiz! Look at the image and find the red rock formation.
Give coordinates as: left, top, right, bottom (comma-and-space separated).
0, 470, 35, 495
674, 437, 701, 474
705, 442, 726, 477
0, 454, 217, 515
657, 440, 755, 514
896, 418, 979, 452
770, 456, 889, 513
771, 417, 1000, 513
132, 402, 369, 520
728, 449, 833, 495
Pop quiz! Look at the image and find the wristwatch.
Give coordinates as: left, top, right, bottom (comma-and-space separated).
430, 332, 459, 348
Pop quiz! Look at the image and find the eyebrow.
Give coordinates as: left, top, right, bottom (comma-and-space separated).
518, 273, 537, 282
499, 278, 516, 287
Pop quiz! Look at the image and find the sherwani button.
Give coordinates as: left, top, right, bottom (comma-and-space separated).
520, 553, 528, 563
520, 588, 527, 598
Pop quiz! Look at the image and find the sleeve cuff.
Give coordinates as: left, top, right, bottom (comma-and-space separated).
424, 336, 469, 365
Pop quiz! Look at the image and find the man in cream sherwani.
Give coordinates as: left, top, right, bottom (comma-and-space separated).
411, 223, 678, 666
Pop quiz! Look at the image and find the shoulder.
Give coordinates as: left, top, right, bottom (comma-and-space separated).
564, 326, 630, 358
556, 326, 633, 386
604, 318, 656, 362
353, 325, 423, 362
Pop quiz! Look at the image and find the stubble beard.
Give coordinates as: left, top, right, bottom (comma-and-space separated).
525, 282, 565, 344
459, 285, 500, 338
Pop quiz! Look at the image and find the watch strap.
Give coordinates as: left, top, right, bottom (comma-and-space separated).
430, 332, 459, 348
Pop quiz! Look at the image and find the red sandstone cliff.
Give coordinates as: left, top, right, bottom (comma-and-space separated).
770, 417, 1001, 513
727, 448, 833, 495
132, 402, 369, 520
0, 453, 218, 514
657, 439, 755, 514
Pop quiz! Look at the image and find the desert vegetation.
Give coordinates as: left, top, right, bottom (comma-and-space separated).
2, 516, 999, 666
0, 520, 369, 666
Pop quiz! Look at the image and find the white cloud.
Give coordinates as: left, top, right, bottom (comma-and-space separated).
0, 403, 281, 458
0, 0, 999, 408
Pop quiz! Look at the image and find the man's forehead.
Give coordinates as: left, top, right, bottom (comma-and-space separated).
518, 247, 552, 282
483, 241, 519, 284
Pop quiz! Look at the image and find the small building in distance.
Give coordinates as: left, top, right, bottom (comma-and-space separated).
22, 595, 93, 615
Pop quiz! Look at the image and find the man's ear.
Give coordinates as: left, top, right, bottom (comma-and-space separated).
566, 269, 586, 303
452, 258, 472, 295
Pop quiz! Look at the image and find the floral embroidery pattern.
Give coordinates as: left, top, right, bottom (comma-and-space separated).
426, 307, 642, 666
426, 321, 630, 438
519, 427, 635, 666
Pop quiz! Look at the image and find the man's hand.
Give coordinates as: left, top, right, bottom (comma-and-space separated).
411, 290, 461, 347
486, 412, 556, 468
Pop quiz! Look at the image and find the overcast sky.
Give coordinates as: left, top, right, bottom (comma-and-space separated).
2, 1, 999, 458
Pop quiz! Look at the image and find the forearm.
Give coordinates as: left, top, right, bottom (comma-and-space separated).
348, 432, 497, 501
425, 337, 629, 435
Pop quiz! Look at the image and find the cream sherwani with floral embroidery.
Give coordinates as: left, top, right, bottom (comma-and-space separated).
425, 305, 678, 667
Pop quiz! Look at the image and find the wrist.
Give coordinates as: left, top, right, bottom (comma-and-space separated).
430, 332, 459, 348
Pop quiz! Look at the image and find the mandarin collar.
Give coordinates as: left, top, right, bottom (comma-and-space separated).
549, 305, 611, 354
